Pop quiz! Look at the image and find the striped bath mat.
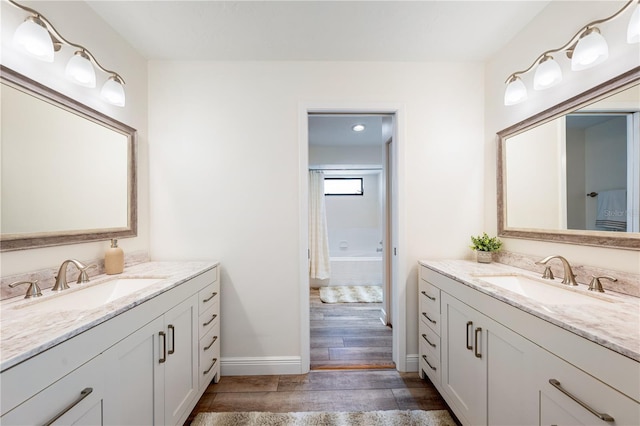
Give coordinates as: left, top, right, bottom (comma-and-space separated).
319, 286, 383, 303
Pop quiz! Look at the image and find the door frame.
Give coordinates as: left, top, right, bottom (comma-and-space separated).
298, 102, 407, 373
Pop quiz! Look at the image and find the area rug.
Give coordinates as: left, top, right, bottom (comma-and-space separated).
191, 409, 456, 426
319, 285, 383, 303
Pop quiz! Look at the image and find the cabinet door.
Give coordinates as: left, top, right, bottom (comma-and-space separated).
441, 292, 487, 426
1, 354, 105, 426
164, 295, 199, 426
103, 316, 165, 426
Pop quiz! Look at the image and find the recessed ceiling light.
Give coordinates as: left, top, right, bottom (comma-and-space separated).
352, 124, 365, 132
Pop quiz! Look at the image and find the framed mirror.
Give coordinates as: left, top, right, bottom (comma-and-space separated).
497, 66, 640, 250
1, 65, 137, 251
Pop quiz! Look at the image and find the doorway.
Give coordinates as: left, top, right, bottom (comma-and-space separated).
305, 112, 397, 370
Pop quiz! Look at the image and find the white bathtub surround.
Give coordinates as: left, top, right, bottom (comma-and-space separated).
311, 253, 383, 287
309, 171, 331, 280
319, 285, 383, 303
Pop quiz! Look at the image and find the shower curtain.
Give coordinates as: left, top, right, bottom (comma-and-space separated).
309, 171, 331, 280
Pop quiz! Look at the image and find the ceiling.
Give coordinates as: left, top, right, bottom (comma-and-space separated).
86, 1, 551, 147
86, 1, 550, 62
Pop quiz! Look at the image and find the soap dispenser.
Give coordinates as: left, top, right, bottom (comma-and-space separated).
105, 239, 124, 275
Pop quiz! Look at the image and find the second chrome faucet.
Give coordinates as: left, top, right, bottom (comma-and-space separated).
535, 255, 578, 286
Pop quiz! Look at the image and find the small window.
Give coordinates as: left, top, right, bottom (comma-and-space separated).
324, 178, 363, 195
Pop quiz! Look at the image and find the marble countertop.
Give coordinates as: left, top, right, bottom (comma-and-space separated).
419, 260, 640, 362
0, 261, 219, 372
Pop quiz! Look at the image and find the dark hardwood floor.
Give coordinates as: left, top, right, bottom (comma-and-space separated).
310, 287, 394, 370
184, 287, 459, 425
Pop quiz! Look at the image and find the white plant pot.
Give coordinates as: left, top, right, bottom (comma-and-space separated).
476, 251, 493, 263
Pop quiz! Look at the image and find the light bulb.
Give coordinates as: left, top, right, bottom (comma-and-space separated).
628, 3, 640, 43
101, 76, 126, 107
571, 28, 609, 71
533, 56, 562, 90
504, 77, 527, 106
65, 51, 96, 88
13, 16, 54, 62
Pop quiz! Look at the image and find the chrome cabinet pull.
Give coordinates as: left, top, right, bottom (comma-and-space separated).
466, 321, 473, 350
159, 331, 167, 363
203, 358, 218, 375
204, 336, 218, 351
203, 314, 217, 327
168, 325, 175, 355
43, 387, 93, 426
203, 292, 217, 303
421, 333, 436, 348
549, 379, 614, 422
421, 291, 436, 301
474, 327, 482, 358
422, 312, 436, 324
422, 355, 436, 371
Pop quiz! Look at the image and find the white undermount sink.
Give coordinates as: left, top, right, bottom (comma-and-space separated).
15, 277, 167, 312
474, 274, 614, 306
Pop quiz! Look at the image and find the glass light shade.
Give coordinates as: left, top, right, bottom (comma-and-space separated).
628, 4, 640, 43
504, 77, 527, 106
65, 51, 96, 88
101, 76, 126, 107
13, 17, 54, 62
571, 29, 609, 71
533, 57, 562, 90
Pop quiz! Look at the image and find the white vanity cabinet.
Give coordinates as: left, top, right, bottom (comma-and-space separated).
1, 263, 219, 426
198, 281, 221, 390
418, 263, 640, 426
418, 279, 441, 386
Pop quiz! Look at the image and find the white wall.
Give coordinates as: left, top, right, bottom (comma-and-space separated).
148, 61, 485, 369
485, 1, 640, 274
0, 1, 149, 275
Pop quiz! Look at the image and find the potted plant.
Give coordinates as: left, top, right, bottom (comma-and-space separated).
470, 232, 502, 263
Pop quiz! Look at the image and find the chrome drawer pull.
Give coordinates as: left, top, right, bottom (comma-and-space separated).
466, 321, 473, 350
474, 327, 482, 358
422, 355, 436, 371
203, 292, 218, 303
204, 335, 218, 351
421, 291, 436, 301
159, 331, 167, 363
43, 387, 93, 426
203, 314, 218, 327
203, 358, 218, 375
549, 379, 614, 422
422, 312, 436, 324
421, 333, 436, 348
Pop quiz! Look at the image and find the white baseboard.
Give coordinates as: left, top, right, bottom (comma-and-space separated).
405, 354, 419, 372
221, 356, 303, 376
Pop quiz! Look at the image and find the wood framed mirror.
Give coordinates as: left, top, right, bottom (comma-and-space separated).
1, 65, 137, 251
497, 66, 639, 250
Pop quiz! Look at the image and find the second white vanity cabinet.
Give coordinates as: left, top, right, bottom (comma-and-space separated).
419, 262, 640, 426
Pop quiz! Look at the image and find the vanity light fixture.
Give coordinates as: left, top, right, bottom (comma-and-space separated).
8, 0, 126, 107
352, 124, 366, 132
504, 0, 639, 106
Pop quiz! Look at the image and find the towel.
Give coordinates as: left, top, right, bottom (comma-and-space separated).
595, 189, 627, 231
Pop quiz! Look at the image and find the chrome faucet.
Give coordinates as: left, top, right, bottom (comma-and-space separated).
53, 259, 94, 292
535, 255, 578, 286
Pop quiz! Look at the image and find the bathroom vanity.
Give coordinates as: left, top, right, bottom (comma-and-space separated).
0, 261, 220, 426
418, 259, 639, 426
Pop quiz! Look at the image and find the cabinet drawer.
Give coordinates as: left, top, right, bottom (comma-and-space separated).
537, 349, 640, 426
419, 280, 440, 314
419, 350, 440, 387
420, 296, 440, 335
199, 302, 219, 338
199, 324, 220, 390
419, 322, 440, 362
1, 355, 105, 426
198, 282, 220, 315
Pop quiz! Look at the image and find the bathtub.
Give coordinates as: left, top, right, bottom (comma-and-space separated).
311, 251, 383, 287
